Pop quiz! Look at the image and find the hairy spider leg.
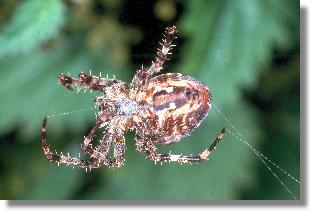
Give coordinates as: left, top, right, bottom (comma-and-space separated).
87, 130, 126, 168
41, 117, 103, 170
80, 111, 114, 158
130, 26, 178, 98
136, 128, 226, 164
99, 117, 132, 167
42, 116, 127, 169
80, 117, 129, 168
58, 72, 128, 96
149, 26, 178, 75
80, 121, 102, 157
109, 135, 126, 167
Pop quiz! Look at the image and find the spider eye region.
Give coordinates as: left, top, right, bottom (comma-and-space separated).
144, 73, 211, 144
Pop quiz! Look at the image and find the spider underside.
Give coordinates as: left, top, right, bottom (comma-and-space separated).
41, 26, 226, 170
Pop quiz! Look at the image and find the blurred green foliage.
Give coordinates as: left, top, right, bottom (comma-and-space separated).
0, 0, 65, 57
0, 0, 300, 200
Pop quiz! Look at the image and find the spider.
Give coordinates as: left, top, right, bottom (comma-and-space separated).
41, 26, 226, 170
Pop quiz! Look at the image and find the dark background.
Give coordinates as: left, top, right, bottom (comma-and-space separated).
0, 0, 300, 200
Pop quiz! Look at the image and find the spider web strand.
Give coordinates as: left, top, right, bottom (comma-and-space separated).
46, 107, 96, 119
212, 103, 299, 200
212, 104, 300, 184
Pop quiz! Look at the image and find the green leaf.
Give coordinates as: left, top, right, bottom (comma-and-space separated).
0, 0, 65, 57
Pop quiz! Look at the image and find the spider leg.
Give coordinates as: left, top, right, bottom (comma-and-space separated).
80, 121, 102, 157
108, 135, 126, 168
156, 128, 226, 164
58, 72, 128, 96
81, 117, 129, 168
130, 26, 178, 97
98, 117, 130, 168
135, 134, 158, 161
136, 128, 226, 164
149, 26, 178, 75
87, 129, 125, 168
41, 117, 102, 170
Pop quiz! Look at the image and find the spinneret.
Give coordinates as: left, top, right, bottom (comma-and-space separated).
41, 26, 226, 170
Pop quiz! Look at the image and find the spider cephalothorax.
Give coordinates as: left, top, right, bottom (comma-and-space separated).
41, 26, 226, 170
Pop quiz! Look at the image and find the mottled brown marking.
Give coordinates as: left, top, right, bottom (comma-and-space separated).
136, 73, 211, 144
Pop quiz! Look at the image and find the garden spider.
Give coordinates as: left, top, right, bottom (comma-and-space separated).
41, 26, 226, 170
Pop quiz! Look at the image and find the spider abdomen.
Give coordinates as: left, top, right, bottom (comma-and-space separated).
143, 73, 211, 144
